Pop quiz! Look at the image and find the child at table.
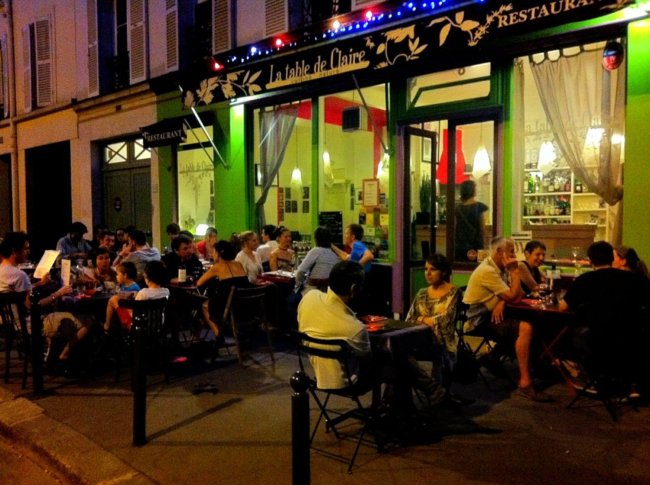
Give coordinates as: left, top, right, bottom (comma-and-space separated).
103, 261, 145, 331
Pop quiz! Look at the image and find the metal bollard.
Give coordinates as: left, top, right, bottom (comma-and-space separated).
132, 322, 147, 446
291, 370, 310, 485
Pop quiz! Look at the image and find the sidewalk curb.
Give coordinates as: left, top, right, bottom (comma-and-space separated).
0, 387, 156, 485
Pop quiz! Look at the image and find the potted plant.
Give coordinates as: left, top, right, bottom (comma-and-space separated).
416, 174, 432, 225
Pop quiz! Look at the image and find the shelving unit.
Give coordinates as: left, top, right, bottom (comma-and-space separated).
521, 148, 609, 241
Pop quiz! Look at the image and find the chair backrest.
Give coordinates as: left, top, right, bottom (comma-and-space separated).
0, 291, 28, 334
224, 285, 268, 325
291, 329, 356, 387
118, 298, 168, 335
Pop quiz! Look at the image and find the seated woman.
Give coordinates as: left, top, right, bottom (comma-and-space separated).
103, 260, 170, 332
518, 240, 547, 294
614, 246, 650, 281
235, 231, 263, 284
196, 240, 250, 337
405, 254, 461, 394
269, 227, 295, 272
294, 226, 339, 295
77, 247, 117, 289
196, 227, 218, 261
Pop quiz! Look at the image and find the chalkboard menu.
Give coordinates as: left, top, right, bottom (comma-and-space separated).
318, 211, 343, 243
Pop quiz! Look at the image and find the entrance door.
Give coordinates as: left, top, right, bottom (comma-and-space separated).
403, 117, 497, 306
104, 166, 151, 234
0, 154, 11, 234
102, 138, 152, 236
26, 142, 72, 261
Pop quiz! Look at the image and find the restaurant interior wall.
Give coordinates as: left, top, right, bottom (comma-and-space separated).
623, 18, 650, 262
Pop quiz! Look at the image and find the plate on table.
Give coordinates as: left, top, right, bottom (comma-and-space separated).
365, 323, 386, 333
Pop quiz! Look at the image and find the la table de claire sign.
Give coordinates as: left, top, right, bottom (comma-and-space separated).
182, 0, 631, 108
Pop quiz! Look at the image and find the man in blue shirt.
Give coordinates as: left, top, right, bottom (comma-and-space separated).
56, 222, 92, 260
331, 224, 374, 272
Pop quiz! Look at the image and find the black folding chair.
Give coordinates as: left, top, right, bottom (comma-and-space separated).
0, 291, 30, 388
117, 298, 170, 383
223, 286, 274, 364
292, 330, 381, 473
565, 304, 646, 422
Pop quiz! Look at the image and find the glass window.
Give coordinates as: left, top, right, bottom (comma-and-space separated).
407, 63, 491, 108
253, 100, 312, 239
105, 141, 127, 164
177, 126, 215, 233
133, 138, 151, 160
515, 41, 625, 249
318, 84, 389, 258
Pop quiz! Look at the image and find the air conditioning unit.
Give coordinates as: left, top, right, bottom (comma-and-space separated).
341, 106, 367, 132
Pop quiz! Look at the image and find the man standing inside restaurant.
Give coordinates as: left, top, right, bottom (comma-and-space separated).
298, 260, 445, 405
463, 236, 552, 402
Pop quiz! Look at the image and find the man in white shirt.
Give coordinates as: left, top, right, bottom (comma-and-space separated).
299, 261, 445, 407
255, 225, 278, 270
464, 236, 551, 402
0, 232, 33, 302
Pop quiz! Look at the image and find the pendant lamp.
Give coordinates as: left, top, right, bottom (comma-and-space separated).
437, 129, 469, 184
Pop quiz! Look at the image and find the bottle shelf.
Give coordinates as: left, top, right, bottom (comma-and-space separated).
523, 215, 571, 219
572, 208, 606, 212
523, 192, 571, 197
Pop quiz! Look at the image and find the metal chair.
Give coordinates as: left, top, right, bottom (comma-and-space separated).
117, 298, 170, 383
292, 329, 382, 473
222, 285, 274, 364
0, 291, 30, 388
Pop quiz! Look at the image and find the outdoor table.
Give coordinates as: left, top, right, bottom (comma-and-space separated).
258, 271, 296, 328
59, 290, 112, 322
366, 319, 433, 411
505, 298, 577, 393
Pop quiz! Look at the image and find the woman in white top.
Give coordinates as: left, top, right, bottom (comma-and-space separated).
235, 230, 263, 283
295, 226, 339, 295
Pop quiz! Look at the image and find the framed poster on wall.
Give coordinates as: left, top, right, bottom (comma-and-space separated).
362, 178, 379, 208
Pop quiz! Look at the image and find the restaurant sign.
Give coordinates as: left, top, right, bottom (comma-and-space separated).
183, 0, 631, 107
140, 117, 187, 148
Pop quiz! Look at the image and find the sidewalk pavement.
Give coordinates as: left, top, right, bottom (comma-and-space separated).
1, 345, 650, 484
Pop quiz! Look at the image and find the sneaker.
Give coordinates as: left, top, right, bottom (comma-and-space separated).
517, 385, 554, 403
478, 354, 509, 379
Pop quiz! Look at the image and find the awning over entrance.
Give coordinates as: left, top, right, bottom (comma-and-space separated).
182, 0, 631, 108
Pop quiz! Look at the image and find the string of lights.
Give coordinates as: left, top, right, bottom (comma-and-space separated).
209, 0, 482, 71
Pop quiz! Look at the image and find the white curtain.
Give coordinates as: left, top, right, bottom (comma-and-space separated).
530, 45, 625, 244
255, 106, 298, 230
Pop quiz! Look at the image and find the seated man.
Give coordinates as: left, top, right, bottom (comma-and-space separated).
331, 224, 374, 272
56, 222, 93, 260
162, 235, 203, 283
113, 229, 161, 283
298, 260, 445, 406
559, 241, 650, 395
463, 236, 552, 402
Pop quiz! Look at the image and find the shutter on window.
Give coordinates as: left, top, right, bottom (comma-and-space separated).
22, 26, 32, 112
212, 0, 231, 54
35, 16, 53, 106
352, 0, 382, 8
265, 0, 287, 37
87, 0, 99, 96
0, 35, 7, 117
128, 0, 147, 84
165, 0, 178, 72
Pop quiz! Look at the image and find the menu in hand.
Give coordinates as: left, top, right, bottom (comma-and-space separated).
33, 250, 60, 279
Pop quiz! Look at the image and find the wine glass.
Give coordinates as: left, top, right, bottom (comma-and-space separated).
537, 283, 552, 308
570, 246, 582, 275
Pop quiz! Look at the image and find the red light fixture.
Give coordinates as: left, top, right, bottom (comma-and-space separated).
364, 10, 374, 20
210, 59, 224, 71
274, 38, 284, 48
